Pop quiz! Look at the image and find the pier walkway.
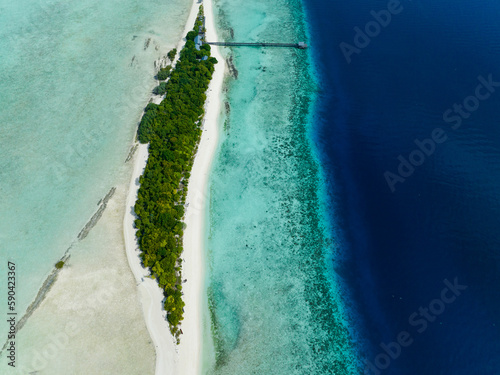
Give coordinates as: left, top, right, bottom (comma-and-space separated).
204, 41, 308, 49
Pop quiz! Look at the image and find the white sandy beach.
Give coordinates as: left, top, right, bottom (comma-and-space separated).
123, 0, 225, 373
12, 169, 157, 375
0, 0, 221, 374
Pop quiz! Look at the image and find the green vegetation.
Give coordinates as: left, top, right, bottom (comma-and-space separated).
153, 81, 168, 96
135, 6, 216, 341
55, 261, 64, 269
194, 6, 205, 31
167, 48, 177, 61
157, 65, 171, 81
186, 30, 198, 42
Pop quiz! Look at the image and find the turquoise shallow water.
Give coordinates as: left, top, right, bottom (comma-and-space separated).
204, 0, 362, 373
0, 0, 191, 345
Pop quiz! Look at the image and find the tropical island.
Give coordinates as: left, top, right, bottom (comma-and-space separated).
134, 5, 217, 341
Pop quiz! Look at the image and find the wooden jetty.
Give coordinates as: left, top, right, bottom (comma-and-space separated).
204, 41, 308, 49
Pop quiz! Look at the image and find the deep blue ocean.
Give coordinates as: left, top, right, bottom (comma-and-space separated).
304, 0, 500, 373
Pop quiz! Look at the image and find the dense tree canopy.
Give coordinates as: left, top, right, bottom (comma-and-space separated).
167, 48, 177, 61
135, 5, 216, 341
156, 65, 171, 81
153, 81, 168, 95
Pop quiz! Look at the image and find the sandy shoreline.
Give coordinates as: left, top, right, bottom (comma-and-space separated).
123, 0, 225, 373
